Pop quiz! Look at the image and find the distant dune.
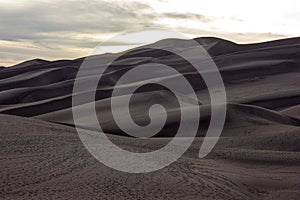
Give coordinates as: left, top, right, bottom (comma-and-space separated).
0, 37, 300, 199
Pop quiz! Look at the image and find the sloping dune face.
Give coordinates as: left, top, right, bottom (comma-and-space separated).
1, 37, 300, 199
1, 37, 300, 134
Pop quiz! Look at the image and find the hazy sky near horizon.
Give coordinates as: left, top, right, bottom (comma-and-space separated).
1, 0, 299, 66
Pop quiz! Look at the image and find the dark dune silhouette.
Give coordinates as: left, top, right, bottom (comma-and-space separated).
1, 37, 300, 199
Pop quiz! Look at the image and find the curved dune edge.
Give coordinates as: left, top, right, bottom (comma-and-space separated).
34, 101, 300, 137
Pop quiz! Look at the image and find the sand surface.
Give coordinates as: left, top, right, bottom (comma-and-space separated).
0, 37, 300, 199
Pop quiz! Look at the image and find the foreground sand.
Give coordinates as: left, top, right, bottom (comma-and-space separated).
1, 114, 300, 200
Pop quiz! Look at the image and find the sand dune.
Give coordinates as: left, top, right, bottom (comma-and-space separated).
1, 37, 300, 199
35, 101, 300, 137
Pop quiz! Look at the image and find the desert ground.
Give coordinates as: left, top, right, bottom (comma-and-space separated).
0, 37, 300, 199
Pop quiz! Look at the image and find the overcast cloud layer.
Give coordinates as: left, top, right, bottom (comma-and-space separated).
1, 0, 299, 66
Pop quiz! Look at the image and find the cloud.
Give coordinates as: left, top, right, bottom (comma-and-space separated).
160, 13, 212, 22
0, 0, 155, 41
0, 0, 297, 66
0, 0, 160, 65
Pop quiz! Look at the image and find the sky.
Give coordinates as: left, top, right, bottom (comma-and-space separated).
1, 0, 299, 66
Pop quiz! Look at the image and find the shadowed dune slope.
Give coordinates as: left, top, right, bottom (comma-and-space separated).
0, 37, 300, 134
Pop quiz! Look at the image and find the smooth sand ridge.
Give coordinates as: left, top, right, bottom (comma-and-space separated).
1, 37, 300, 199
35, 99, 300, 136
